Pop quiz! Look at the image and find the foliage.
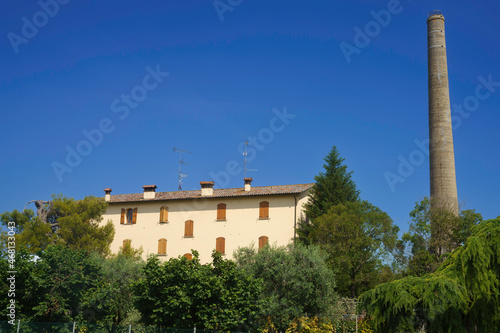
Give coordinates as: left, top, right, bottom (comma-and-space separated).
1, 194, 115, 256
133, 250, 263, 331
234, 243, 338, 332
298, 146, 360, 243
0, 247, 38, 321
285, 316, 334, 333
360, 217, 500, 333
51, 194, 115, 256
81, 249, 145, 325
399, 197, 482, 277
28, 245, 104, 322
301, 201, 399, 297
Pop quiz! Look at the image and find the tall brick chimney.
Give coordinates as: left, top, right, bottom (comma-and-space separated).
427, 10, 459, 215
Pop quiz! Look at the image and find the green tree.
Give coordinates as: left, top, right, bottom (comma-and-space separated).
8, 245, 104, 323
82, 248, 145, 325
234, 243, 338, 332
1, 194, 115, 256
400, 197, 482, 277
360, 217, 500, 333
298, 146, 360, 243
304, 201, 399, 298
133, 250, 263, 331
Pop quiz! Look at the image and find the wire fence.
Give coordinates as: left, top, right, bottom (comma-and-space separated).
0, 321, 244, 333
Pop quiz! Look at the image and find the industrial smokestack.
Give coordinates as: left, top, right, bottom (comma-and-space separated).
427, 10, 459, 215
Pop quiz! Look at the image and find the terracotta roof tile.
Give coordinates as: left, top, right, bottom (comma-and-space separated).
108, 183, 313, 204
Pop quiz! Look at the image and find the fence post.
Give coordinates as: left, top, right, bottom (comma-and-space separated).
194, 325, 196, 333
129, 324, 132, 333
73, 322, 76, 333
16, 319, 20, 333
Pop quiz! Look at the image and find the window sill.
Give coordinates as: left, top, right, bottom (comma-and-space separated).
258, 217, 270, 220
121, 223, 135, 225
158, 254, 168, 256
184, 236, 194, 238
216, 219, 227, 222
158, 221, 169, 224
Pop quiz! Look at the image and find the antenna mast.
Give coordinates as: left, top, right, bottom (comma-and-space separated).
243, 140, 257, 178
173, 147, 191, 190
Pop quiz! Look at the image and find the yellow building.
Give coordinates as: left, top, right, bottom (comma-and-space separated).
102, 178, 312, 263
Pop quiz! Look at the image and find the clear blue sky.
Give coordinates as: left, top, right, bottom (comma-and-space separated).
1, 0, 499, 233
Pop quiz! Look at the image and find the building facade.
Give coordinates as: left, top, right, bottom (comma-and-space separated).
102, 178, 312, 263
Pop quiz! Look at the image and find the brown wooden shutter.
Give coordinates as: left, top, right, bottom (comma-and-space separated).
216, 237, 225, 254
160, 206, 168, 222
120, 209, 125, 224
184, 253, 193, 260
259, 201, 269, 219
132, 208, 138, 224
259, 236, 269, 250
158, 238, 167, 255
185, 220, 194, 237
217, 203, 226, 220
123, 239, 131, 248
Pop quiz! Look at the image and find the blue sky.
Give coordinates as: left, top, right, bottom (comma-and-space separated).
1, 0, 499, 233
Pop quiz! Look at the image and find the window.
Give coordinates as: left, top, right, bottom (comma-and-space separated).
184, 220, 194, 237
217, 203, 226, 220
160, 206, 168, 223
216, 237, 225, 254
183, 253, 193, 260
120, 208, 137, 224
259, 201, 269, 219
158, 238, 167, 256
123, 239, 131, 248
259, 236, 269, 250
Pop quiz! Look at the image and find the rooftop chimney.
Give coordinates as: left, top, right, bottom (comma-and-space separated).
200, 181, 214, 196
244, 178, 253, 192
104, 188, 112, 202
143, 185, 157, 199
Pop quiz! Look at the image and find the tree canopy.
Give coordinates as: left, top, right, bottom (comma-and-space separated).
234, 243, 338, 332
301, 201, 399, 297
133, 250, 263, 331
361, 217, 500, 332
302, 146, 360, 222
1, 194, 115, 256
399, 197, 483, 277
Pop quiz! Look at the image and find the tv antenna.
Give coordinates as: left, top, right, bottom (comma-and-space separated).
173, 147, 191, 190
243, 140, 257, 178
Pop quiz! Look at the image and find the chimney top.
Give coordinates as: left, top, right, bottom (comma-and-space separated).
143, 185, 157, 199
142, 185, 157, 191
104, 188, 112, 202
200, 181, 214, 196
244, 178, 253, 192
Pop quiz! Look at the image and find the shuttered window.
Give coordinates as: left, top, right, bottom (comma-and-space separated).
158, 238, 167, 255
132, 208, 137, 224
123, 239, 131, 248
259, 201, 269, 219
184, 220, 194, 237
123, 208, 138, 224
217, 203, 226, 220
160, 206, 169, 223
183, 253, 193, 260
259, 236, 269, 250
216, 237, 225, 254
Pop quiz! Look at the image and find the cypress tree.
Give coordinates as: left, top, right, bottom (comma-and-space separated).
303, 146, 360, 220
297, 146, 360, 244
